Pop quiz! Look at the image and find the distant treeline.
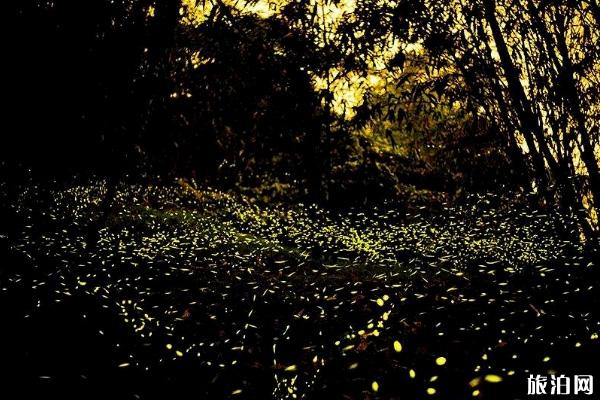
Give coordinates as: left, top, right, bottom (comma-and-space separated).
4, 0, 599, 237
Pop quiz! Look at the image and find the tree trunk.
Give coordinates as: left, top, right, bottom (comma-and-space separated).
482, 0, 556, 202
554, 21, 600, 217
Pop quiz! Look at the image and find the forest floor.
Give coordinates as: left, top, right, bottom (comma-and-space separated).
0, 180, 599, 400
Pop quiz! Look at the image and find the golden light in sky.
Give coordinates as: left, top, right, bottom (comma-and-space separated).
179, 0, 405, 119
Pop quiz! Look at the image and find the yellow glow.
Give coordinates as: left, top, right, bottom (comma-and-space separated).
180, 0, 407, 120
180, 0, 289, 26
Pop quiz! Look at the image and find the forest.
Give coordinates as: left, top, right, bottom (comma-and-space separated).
1, 0, 599, 399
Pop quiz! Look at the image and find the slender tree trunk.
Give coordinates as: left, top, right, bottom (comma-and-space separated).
482, 0, 561, 204
553, 24, 600, 216
472, 24, 531, 184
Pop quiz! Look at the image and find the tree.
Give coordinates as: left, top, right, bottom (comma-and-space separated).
379, 0, 600, 239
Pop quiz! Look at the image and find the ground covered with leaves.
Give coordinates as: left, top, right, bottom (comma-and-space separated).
1, 181, 598, 400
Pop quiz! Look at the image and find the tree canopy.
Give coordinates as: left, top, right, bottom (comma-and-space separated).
5, 0, 600, 238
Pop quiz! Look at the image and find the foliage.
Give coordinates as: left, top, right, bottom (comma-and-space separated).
4, 0, 599, 237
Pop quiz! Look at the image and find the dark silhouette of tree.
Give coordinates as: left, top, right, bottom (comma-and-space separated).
4, 0, 599, 239
374, 0, 600, 240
